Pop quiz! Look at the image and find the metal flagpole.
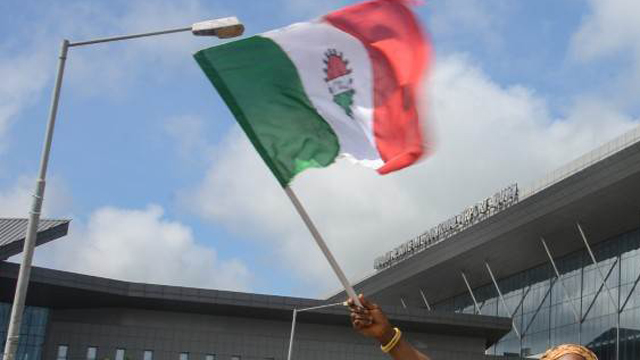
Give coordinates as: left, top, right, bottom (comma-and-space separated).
2, 39, 69, 360
283, 186, 363, 308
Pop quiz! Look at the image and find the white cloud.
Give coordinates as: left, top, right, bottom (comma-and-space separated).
0, 44, 51, 158
1, 0, 253, 293
571, 0, 640, 61
181, 54, 639, 297
0, 0, 225, 156
28, 204, 252, 291
1, 176, 251, 292
570, 0, 640, 107
163, 115, 212, 162
428, 0, 510, 50
0, 176, 72, 218
280, 0, 349, 20
57, 0, 230, 97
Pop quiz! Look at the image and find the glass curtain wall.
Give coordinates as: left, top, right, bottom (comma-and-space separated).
0, 304, 50, 360
434, 227, 640, 359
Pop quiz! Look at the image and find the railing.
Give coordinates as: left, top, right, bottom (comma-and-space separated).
344, 124, 640, 289
519, 125, 640, 199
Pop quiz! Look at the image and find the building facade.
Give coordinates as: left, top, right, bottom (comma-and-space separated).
439, 227, 640, 359
0, 261, 511, 360
340, 126, 640, 360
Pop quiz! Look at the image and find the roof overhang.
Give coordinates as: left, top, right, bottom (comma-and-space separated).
0, 219, 70, 260
333, 137, 640, 307
0, 261, 512, 347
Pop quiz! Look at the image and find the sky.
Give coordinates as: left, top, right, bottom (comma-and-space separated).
2, 0, 640, 299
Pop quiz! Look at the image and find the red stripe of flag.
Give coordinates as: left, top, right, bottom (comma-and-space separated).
324, 0, 431, 174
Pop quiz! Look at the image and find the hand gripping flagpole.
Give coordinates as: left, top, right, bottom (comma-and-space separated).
283, 186, 363, 308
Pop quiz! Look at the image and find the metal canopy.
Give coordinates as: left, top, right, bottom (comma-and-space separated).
335, 138, 640, 308
0, 218, 70, 260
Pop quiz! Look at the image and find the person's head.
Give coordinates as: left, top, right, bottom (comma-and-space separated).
558, 354, 587, 360
541, 344, 597, 360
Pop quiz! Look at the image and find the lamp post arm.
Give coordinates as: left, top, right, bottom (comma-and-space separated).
297, 301, 346, 313
286, 301, 345, 360
69, 16, 244, 47
69, 26, 192, 47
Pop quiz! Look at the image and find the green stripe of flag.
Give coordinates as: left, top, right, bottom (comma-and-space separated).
194, 36, 340, 187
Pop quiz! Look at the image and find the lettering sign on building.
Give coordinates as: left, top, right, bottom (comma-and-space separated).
373, 184, 519, 271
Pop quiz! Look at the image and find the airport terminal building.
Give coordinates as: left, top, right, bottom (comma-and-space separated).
334, 125, 640, 359
2, 125, 640, 360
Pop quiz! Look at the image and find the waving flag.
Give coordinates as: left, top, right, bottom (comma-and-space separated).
195, 0, 431, 187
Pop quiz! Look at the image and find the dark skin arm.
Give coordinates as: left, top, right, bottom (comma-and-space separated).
348, 294, 431, 360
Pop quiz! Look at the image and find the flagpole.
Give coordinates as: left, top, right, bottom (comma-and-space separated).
283, 186, 363, 308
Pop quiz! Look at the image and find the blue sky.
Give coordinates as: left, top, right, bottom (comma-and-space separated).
2, 0, 639, 299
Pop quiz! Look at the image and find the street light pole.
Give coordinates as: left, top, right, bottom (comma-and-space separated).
286, 301, 346, 360
287, 308, 299, 360
2, 17, 244, 360
2, 39, 69, 360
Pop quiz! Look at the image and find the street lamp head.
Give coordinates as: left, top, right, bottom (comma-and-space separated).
192, 17, 244, 38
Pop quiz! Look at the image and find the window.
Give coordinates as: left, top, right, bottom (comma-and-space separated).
179, 353, 189, 360
115, 349, 126, 360
144, 351, 153, 360
205, 355, 215, 360
87, 347, 98, 360
57, 345, 69, 360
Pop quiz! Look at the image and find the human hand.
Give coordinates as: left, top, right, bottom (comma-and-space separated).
347, 294, 395, 345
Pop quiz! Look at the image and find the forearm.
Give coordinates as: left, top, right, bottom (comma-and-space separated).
376, 328, 430, 360
387, 338, 430, 360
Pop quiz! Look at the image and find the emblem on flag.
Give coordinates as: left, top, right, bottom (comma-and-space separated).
323, 49, 355, 118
